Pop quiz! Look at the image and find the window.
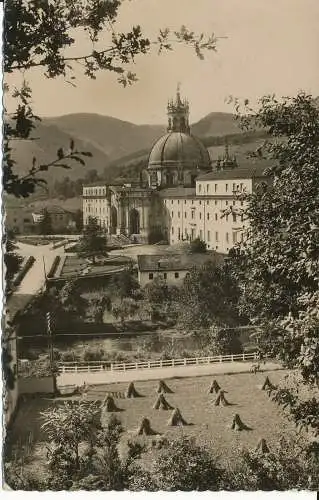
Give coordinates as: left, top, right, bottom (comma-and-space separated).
241, 215, 244, 222
207, 230, 211, 241
200, 229, 203, 240
178, 227, 181, 240
226, 183, 228, 192
172, 226, 174, 234
226, 232, 229, 243
226, 214, 229, 222
233, 200, 236, 206
207, 212, 210, 220
198, 184, 202, 193
232, 232, 237, 243
171, 200, 173, 204
184, 212, 187, 219
184, 200, 186, 204
149, 273, 154, 280
233, 183, 236, 192
191, 211, 194, 219
215, 184, 218, 192
192, 200, 194, 205
178, 211, 180, 218
215, 213, 218, 221
199, 212, 202, 220
207, 200, 209, 206
226, 201, 228, 206
206, 184, 209, 193
175, 272, 179, 278
215, 200, 218, 206
171, 211, 174, 218
215, 231, 219, 242
199, 200, 202, 205
232, 214, 237, 223
178, 200, 180, 204
163, 272, 167, 279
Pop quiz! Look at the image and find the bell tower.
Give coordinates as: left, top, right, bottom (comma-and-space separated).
167, 83, 190, 134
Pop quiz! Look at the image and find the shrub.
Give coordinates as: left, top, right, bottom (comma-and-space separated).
83, 348, 105, 362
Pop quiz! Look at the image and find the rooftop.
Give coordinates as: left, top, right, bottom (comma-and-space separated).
197, 159, 271, 181
137, 251, 224, 272
32, 205, 71, 215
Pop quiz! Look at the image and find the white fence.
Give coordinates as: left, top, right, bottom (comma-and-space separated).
59, 352, 260, 374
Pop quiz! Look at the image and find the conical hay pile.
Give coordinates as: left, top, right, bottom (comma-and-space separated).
156, 380, 174, 394
231, 413, 251, 431
261, 376, 276, 391
208, 379, 221, 394
102, 395, 121, 412
167, 407, 188, 426
153, 393, 174, 410
136, 417, 158, 436
125, 381, 141, 398
255, 438, 270, 454
214, 390, 230, 406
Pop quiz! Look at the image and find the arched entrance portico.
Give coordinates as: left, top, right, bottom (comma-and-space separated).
129, 208, 140, 235
110, 206, 117, 234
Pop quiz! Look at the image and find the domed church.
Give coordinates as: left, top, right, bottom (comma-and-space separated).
83, 87, 267, 254
148, 86, 211, 188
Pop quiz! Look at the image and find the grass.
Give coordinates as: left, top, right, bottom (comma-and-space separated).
7, 369, 303, 474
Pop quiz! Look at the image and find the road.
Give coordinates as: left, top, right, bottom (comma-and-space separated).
57, 360, 282, 388
15, 242, 65, 295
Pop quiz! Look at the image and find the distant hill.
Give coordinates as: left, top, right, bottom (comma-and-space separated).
8, 110, 262, 194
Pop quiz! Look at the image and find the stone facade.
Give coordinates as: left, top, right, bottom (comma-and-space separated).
82, 90, 269, 253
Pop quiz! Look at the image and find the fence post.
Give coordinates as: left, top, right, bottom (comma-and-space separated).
123, 363, 126, 372
243, 353, 245, 361
75, 365, 78, 373
231, 354, 234, 362
135, 362, 138, 370
184, 358, 187, 366
172, 359, 175, 367
148, 361, 151, 369
195, 357, 198, 365
219, 355, 222, 363
110, 363, 114, 371
87, 365, 90, 373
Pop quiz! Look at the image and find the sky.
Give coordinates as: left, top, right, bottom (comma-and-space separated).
5, 0, 319, 124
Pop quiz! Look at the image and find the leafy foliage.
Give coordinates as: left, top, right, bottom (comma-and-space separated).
230, 93, 319, 386
178, 261, 242, 331
77, 217, 107, 264
189, 237, 207, 253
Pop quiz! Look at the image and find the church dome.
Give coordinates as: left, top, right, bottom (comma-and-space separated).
148, 132, 211, 170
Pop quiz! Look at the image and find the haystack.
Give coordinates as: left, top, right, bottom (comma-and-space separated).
261, 376, 276, 391
125, 381, 141, 398
230, 413, 251, 431
136, 417, 158, 436
214, 390, 230, 406
153, 393, 174, 410
167, 407, 188, 427
255, 438, 270, 454
102, 395, 121, 412
156, 380, 174, 394
208, 379, 221, 394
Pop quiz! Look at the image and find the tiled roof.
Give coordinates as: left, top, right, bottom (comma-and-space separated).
137, 251, 224, 272
32, 205, 70, 215
196, 160, 271, 181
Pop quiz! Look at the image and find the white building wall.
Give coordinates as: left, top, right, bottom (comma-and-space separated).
164, 177, 252, 254
138, 269, 188, 287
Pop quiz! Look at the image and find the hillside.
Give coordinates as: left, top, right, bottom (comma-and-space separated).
8, 110, 258, 195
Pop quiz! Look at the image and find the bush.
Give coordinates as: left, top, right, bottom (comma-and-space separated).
83, 348, 105, 362
61, 350, 79, 362
189, 238, 207, 253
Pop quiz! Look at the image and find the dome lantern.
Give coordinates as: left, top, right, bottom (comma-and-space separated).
167, 83, 190, 134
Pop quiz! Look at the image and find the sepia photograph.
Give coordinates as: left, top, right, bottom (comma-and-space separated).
2, 0, 319, 492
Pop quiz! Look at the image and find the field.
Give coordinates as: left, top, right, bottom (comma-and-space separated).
8, 369, 303, 477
